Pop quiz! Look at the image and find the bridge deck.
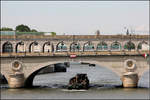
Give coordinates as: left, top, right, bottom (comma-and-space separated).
0, 51, 149, 57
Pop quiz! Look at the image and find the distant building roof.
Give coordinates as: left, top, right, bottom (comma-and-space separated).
0, 31, 15, 35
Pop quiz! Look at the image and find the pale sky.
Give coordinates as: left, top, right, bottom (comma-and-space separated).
1, 1, 149, 35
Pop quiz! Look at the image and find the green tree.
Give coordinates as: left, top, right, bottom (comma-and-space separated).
31, 29, 38, 32
51, 32, 56, 36
15, 24, 31, 32
0, 27, 13, 31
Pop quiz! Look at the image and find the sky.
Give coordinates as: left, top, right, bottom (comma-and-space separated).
1, 1, 149, 35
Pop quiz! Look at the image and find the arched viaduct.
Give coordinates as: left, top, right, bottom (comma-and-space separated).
0, 35, 149, 53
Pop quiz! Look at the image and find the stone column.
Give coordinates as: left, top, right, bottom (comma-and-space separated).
8, 60, 25, 88
8, 72, 25, 88
122, 59, 139, 88
121, 72, 138, 88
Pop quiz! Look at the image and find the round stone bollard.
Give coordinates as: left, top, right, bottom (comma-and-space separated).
122, 72, 138, 88
124, 59, 136, 72
11, 60, 22, 72
8, 72, 25, 88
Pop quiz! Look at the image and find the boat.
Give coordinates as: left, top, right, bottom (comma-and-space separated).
68, 73, 89, 90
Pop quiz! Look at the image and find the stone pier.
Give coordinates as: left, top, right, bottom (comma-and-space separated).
121, 59, 139, 88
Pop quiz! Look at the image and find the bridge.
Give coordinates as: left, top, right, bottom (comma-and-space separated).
0, 35, 149, 88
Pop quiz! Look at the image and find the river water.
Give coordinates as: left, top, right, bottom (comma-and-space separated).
1, 62, 149, 99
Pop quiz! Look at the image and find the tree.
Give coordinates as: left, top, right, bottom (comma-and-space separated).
0, 27, 13, 31
15, 24, 31, 32
51, 32, 56, 36
31, 29, 38, 32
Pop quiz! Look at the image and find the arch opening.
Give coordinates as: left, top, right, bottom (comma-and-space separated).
25, 61, 122, 88
97, 41, 108, 51
83, 41, 94, 51
137, 41, 149, 51
124, 41, 135, 50
56, 41, 67, 52
2, 42, 13, 53
43, 42, 53, 53
29, 41, 41, 53
16, 41, 25, 53
70, 42, 81, 52
111, 41, 121, 51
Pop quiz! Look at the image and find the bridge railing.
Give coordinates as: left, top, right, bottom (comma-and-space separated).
0, 50, 149, 57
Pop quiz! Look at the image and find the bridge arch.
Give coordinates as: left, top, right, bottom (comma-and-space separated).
110, 41, 121, 51
97, 41, 108, 51
42, 41, 54, 52
124, 41, 135, 50
24, 61, 123, 87
29, 41, 41, 53
56, 41, 67, 52
138, 69, 149, 87
16, 41, 25, 53
70, 42, 81, 52
2, 41, 13, 53
24, 66, 50, 87
137, 41, 149, 51
83, 41, 95, 51
138, 57, 150, 79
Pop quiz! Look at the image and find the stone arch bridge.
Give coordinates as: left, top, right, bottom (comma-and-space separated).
1, 52, 149, 88
0, 35, 149, 88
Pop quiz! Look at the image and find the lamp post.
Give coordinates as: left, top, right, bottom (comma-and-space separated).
73, 34, 75, 52
129, 33, 132, 51
14, 30, 17, 58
